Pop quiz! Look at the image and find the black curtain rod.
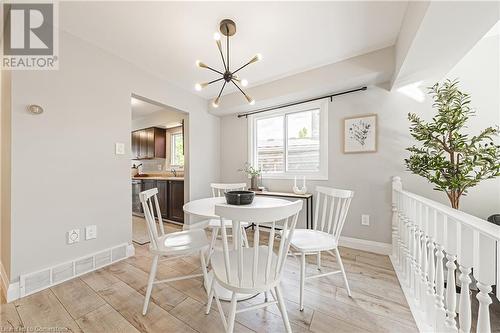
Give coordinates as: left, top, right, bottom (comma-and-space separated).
237, 86, 367, 118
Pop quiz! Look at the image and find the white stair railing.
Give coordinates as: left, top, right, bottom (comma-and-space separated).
391, 176, 499, 333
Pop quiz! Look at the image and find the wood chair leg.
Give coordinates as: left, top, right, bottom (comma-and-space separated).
335, 247, 351, 296
275, 285, 292, 333
142, 254, 159, 315
226, 292, 238, 333
317, 251, 321, 270
207, 227, 219, 267
299, 253, 306, 311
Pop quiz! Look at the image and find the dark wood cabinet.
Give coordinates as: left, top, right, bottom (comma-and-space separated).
167, 180, 184, 223
131, 127, 166, 159
142, 179, 156, 192
132, 179, 184, 223
131, 131, 140, 159
156, 180, 168, 217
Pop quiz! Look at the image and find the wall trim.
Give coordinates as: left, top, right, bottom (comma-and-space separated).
1, 261, 19, 303
5, 242, 134, 302
339, 236, 392, 255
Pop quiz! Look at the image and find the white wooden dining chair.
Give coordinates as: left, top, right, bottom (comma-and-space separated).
289, 186, 354, 311
206, 200, 303, 333
205, 183, 250, 266
139, 188, 209, 315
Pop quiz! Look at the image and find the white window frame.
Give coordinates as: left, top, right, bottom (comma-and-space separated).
248, 100, 328, 180
170, 132, 184, 167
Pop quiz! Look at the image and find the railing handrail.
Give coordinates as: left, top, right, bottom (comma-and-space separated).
395, 188, 500, 241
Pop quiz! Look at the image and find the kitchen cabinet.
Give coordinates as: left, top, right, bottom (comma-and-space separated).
131, 131, 140, 159
131, 179, 184, 223
167, 180, 184, 223
157, 180, 168, 217
131, 127, 166, 159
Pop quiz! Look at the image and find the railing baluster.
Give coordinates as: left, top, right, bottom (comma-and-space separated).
435, 243, 446, 331
445, 252, 458, 330
474, 232, 496, 333
391, 177, 499, 333
458, 264, 472, 333
427, 237, 436, 327
476, 282, 492, 333
445, 218, 458, 331
414, 201, 422, 303
420, 204, 428, 310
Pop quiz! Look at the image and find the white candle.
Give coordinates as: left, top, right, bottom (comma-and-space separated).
294, 176, 297, 187
302, 176, 306, 187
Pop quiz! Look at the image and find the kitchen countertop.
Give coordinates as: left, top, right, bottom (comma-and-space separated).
132, 176, 184, 181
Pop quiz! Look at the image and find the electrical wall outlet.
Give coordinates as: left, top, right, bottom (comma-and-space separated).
115, 142, 125, 155
85, 225, 97, 240
67, 229, 80, 244
361, 214, 370, 226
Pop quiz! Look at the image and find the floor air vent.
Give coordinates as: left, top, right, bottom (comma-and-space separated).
20, 243, 130, 298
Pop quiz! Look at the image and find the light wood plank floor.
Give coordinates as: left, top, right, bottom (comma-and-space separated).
2, 222, 422, 333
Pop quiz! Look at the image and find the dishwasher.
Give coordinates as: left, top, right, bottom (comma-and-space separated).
132, 180, 143, 216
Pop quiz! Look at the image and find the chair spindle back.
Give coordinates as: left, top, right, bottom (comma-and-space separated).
210, 183, 247, 198
214, 200, 302, 289
313, 186, 354, 242
139, 188, 166, 251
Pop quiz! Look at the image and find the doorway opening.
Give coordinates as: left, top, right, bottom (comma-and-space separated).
130, 94, 188, 245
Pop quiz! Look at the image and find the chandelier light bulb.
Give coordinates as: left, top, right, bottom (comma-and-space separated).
195, 83, 202, 91
241, 79, 248, 87
213, 33, 221, 41
212, 97, 220, 108
249, 53, 263, 64
245, 94, 255, 105
196, 60, 207, 68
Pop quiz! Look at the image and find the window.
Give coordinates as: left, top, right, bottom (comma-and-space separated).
171, 133, 184, 167
249, 101, 328, 179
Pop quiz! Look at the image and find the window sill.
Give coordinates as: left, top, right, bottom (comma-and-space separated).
260, 174, 328, 181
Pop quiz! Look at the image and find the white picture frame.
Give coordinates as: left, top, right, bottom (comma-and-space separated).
343, 114, 377, 153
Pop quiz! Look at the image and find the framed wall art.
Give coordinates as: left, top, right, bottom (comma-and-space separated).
343, 114, 377, 153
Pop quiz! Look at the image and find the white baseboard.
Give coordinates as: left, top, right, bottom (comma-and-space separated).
126, 244, 135, 257
339, 236, 392, 255
4, 242, 135, 303
1, 261, 20, 303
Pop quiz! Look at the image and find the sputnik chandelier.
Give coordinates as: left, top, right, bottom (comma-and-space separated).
195, 19, 262, 108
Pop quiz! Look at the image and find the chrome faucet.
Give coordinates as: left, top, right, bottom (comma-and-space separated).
171, 168, 177, 177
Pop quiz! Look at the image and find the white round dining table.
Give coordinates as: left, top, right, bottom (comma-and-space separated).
183, 196, 292, 219
183, 196, 292, 301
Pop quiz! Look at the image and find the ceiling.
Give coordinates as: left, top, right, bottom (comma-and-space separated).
60, 1, 408, 99
131, 98, 165, 120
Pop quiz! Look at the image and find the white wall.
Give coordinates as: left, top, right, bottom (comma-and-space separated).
6, 30, 220, 282
1, 69, 12, 279
220, 33, 500, 244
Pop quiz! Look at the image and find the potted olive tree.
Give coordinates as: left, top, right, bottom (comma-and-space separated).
405, 79, 500, 209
